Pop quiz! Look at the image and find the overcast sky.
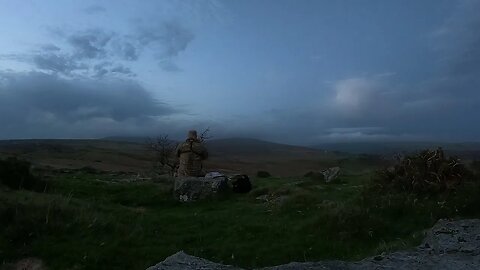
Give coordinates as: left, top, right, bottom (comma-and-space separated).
0, 0, 479, 144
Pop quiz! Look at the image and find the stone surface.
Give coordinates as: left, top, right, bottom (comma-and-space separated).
146, 251, 241, 270
2, 257, 46, 270
230, 175, 252, 193
147, 219, 480, 270
322, 167, 340, 183
205, 172, 225, 179
174, 176, 229, 202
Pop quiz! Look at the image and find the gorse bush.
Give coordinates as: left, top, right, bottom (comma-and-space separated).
370, 148, 472, 195
0, 157, 46, 191
360, 148, 480, 238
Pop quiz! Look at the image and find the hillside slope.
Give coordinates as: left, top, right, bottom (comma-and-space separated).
0, 138, 342, 176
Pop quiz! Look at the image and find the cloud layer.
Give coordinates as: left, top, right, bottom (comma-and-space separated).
0, 71, 176, 139
3, 19, 195, 75
0, 0, 479, 143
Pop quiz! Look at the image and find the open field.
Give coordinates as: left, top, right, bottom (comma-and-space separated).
1, 139, 480, 269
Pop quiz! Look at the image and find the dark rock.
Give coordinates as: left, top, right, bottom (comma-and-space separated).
373, 255, 384, 261
322, 167, 340, 183
174, 176, 229, 202
146, 251, 240, 270
230, 174, 252, 193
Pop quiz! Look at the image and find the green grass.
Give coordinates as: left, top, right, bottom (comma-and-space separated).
1, 168, 480, 269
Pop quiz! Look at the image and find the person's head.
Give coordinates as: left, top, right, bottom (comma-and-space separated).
187, 130, 198, 140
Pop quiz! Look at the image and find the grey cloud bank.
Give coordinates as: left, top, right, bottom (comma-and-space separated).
0, 71, 176, 139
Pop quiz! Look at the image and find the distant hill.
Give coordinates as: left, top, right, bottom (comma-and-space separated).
101, 136, 480, 159
205, 138, 321, 157
0, 137, 340, 176
101, 136, 325, 157
3, 138, 478, 176
311, 141, 480, 159
101, 136, 151, 144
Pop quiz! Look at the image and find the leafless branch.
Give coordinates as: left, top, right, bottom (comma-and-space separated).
147, 135, 179, 176
147, 128, 212, 176
199, 127, 213, 142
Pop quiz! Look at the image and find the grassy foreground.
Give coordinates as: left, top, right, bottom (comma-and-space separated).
1, 166, 480, 269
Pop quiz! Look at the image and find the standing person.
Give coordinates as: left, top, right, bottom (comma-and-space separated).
176, 130, 208, 177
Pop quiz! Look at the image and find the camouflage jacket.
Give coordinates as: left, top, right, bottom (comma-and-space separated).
175, 139, 208, 177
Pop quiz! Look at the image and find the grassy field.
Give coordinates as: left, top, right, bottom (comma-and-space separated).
1, 140, 480, 269
2, 164, 480, 270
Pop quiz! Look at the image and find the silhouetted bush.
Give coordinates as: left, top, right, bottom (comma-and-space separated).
0, 157, 46, 191
369, 148, 473, 195
256, 171, 271, 178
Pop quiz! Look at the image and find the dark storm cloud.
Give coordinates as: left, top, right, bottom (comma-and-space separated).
83, 5, 107, 14
67, 29, 114, 59
0, 71, 176, 138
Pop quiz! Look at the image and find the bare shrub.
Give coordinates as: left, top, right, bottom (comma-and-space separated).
147, 128, 212, 176
371, 147, 473, 195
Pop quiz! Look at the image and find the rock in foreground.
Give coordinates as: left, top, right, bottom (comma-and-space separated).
174, 176, 229, 202
147, 251, 240, 270
322, 166, 340, 183
147, 219, 480, 270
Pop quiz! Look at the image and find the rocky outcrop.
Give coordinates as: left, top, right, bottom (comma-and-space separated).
173, 176, 229, 202
2, 257, 46, 270
322, 167, 340, 183
147, 219, 480, 270
146, 251, 240, 270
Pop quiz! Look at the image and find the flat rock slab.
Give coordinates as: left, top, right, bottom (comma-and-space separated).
147, 219, 480, 270
174, 176, 228, 202
146, 251, 240, 270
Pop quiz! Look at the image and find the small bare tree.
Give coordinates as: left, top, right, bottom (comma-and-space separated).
148, 128, 212, 176
147, 135, 179, 176
199, 127, 213, 142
